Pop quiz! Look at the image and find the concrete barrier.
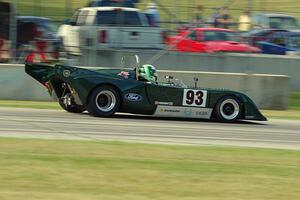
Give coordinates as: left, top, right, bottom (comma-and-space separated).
80, 49, 300, 91
158, 70, 289, 109
0, 64, 289, 109
0, 64, 51, 101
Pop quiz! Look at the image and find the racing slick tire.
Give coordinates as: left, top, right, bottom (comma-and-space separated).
59, 93, 86, 113
86, 85, 121, 117
214, 96, 242, 123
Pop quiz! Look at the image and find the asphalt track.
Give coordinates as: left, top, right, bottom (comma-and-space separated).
0, 107, 299, 150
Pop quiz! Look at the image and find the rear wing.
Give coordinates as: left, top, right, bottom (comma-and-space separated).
25, 63, 55, 85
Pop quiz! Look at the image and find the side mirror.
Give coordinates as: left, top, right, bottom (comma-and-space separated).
194, 77, 199, 88
165, 75, 174, 83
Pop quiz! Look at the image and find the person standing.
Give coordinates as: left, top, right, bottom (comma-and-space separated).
193, 5, 205, 27
215, 6, 232, 29
207, 7, 220, 27
238, 10, 252, 32
146, 2, 160, 27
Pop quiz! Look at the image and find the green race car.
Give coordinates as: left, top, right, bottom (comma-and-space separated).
25, 57, 266, 123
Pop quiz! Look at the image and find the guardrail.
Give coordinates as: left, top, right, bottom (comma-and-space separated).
0, 64, 289, 109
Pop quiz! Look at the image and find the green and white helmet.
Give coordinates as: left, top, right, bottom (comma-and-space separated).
138, 64, 158, 82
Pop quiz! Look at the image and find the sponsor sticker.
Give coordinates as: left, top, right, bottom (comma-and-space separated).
195, 110, 210, 116
63, 70, 71, 77
118, 71, 130, 79
245, 115, 255, 119
154, 101, 174, 106
125, 93, 142, 102
159, 108, 180, 113
154, 105, 213, 119
184, 108, 193, 116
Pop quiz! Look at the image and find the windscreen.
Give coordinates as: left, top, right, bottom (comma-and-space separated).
89, 0, 134, 8
270, 17, 299, 29
287, 35, 300, 49
38, 19, 57, 33
203, 31, 241, 42
96, 10, 143, 26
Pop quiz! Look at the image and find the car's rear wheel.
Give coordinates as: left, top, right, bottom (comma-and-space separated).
58, 93, 85, 113
214, 96, 242, 122
86, 85, 120, 117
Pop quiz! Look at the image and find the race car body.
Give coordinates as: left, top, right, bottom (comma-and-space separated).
25, 61, 266, 122
167, 28, 260, 53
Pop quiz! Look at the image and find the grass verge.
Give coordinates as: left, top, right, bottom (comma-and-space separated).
0, 100, 60, 110
262, 110, 300, 120
0, 138, 299, 200
290, 92, 300, 110
262, 92, 300, 120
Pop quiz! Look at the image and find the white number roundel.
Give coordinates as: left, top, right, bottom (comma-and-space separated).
183, 89, 207, 107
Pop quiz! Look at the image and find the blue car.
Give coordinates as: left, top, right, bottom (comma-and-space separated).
257, 32, 300, 55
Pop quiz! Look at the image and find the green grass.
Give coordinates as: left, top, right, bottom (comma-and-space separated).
15, 0, 300, 23
290, 92, 300, 110
0, 138, 299, 200
0, 100, 60, 109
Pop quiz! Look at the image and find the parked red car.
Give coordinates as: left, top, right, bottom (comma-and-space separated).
166, 28, 260, 53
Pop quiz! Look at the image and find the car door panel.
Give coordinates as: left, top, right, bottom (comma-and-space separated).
145, 84, 183, 106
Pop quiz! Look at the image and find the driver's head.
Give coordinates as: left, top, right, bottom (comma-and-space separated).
139, 64, 158, 82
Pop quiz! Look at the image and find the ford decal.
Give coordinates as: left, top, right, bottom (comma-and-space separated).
125, 93, 142, 102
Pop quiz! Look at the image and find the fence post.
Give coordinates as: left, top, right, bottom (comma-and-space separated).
9, 1, 17, 63
247, 0, 253, 12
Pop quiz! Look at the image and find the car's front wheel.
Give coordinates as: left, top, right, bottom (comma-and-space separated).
58, 93, 85, 113
86, 85, 120, 117
214, 96, 242, 122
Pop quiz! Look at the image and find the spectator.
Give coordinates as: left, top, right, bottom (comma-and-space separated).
238, 10, 252, 32
193, 5, 205, 27
215, 6, 232, 29
207, 7, 220, 27
146, 2, 160, 27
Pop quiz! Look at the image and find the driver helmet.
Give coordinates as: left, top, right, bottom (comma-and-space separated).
138, 64, 158, 82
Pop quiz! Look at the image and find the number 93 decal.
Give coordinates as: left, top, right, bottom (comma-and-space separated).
183, 89, 207, 107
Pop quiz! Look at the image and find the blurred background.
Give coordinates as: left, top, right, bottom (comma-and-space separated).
2, 0, 300, 61
8, 0, 300, 26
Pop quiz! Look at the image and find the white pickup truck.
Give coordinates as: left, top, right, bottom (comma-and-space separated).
58, 6, 165, 55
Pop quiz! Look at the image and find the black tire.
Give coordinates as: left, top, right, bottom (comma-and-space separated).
214, 96, 242, 123
58, 93, 85, 113
86, 85, 120, 117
